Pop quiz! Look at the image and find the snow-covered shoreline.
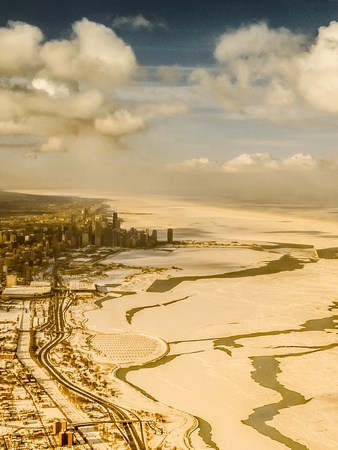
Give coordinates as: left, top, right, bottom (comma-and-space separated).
81, 195, 338, 449
10, 190, 338, 449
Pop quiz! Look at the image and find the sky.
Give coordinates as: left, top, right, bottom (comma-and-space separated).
2, 0, 338, 203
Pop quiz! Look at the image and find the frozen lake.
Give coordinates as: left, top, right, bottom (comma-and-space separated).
83, 194, 338, 450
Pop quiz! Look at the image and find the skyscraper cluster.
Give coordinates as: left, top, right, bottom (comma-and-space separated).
0, 203, 174, 285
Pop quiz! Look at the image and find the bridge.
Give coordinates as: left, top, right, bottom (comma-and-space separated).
71, 419, 148, 428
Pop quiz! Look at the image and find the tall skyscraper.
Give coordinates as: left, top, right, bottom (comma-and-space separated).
167, 228, 173, 244
95, 216, 102, 246
102, 226, 113, 246
82, 231, 89, 247
151, 229, 157, 244
113, 212, 121, 229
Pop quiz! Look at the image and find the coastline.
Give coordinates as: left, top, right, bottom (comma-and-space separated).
5, 188, 338, 449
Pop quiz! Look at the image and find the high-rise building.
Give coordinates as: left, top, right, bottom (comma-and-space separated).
71, 215, 76, 231
87, 221, 93, 244
95, 216, 102, 246
66, 432, 73, 445
58, 432, 68, 446
52, 421, 62, 434
70, 234, 79, 248
140, 232, 148, 247
6, 274, 17, 288
151, 230, 157, 245
113, 212, 119, 229
167, 228, 173, 244
102, 226, 113, 246
82, 207, 88, 220
112, 229, 120, 247
82, 231, 89, 247
25, 266, 32, 283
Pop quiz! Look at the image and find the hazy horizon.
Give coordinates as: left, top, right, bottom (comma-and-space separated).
1, 1, 338, 204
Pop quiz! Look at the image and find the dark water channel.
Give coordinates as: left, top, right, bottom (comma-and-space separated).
243, 356, 310, 450
240, 302, 338, 450
113, 249, 337, 449
195, 416, 220, 450
147, 255, 305, 292
94, 291, 136, 308
164, 301, 337, 449
125, 295, 193, 324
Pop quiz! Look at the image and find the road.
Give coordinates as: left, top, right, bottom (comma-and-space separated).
37, 289, 147, 450
17, 302, 110, 449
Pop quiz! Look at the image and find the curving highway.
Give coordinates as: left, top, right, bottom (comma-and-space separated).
37, 289, 146, 450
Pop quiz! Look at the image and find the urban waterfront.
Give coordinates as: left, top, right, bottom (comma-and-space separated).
0, 191, 337, 449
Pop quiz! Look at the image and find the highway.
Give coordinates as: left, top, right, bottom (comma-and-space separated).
37, 289, 147, 450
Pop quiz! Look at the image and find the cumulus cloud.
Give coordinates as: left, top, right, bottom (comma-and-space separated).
0, 21, 43, 77
214, 22, 305, 65
31, 78, 70, 98
0, 18, 137, 87
169, 157, 221, 172
191, 21, 338, 121
112, 15, 166, 30
38, 136, 67, 153
0, 19, 188, 157
297, 21, 338, 114
39, 19, 137, 87
0, 86, 107, 136
171, 153, 327, 173
94, 109, 146, 137
221, 153, 280, 172
157, 65, 183, 84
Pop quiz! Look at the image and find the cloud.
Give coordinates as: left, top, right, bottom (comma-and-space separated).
297, 21, 338, 114
282, 153, 322, 169
169, 157, 221, 172
112, 15, 166, 30
135, 99, 189, 119
0, 21, 43, 77
0, 86, 107, 136
31, 78, 70, 98
157, 65, 183, 84
94, 109, 146, 137
221, 153, 280, 172
0, 19, 137, 87
214, 22, 305, 63
170, 152, 327, 173
38, 136, 67, 153
23, 152, 38, 159
23, 136, 69, 158
0, 19, 188, 157
191, 21, 338, 122
39, 19, 137, 87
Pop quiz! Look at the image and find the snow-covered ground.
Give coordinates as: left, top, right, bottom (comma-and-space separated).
14, 191, 338, 449
82, 195, 338, 450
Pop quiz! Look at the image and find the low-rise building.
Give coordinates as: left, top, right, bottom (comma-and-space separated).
2, 285, 52, 299
67, 281, 96, 292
